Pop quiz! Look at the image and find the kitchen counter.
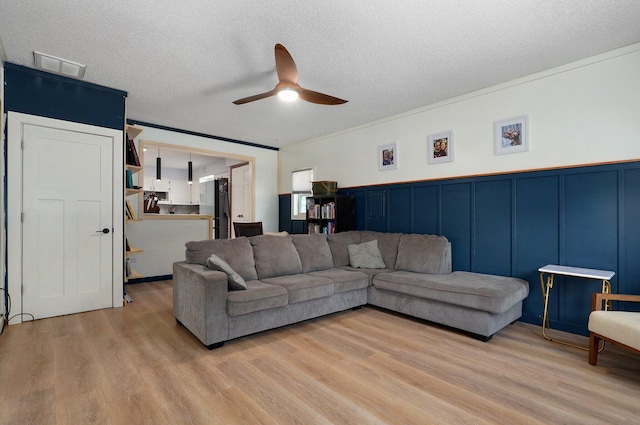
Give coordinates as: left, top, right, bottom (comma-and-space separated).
142, 214, 213, 238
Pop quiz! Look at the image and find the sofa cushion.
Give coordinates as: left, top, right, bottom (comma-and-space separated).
327, 231, 362, 267
262, 274, 334, 304
227, 281, 288, 317
373, 271, 529, 314
339, 266, 396, 285
359, 231, 402, 270
185, 237, 258, 281
589, 311, 640, 352
395, 234, 451, 274
348, 239, 386, 269
250, 235, 303, 279
292, 234, 334, 273
206, 254, 247, 290
307, 268, 370, 293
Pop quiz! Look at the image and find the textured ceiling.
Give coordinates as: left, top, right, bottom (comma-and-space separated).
2, 1, 640, 149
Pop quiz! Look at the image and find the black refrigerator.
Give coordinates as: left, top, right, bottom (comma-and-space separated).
201, 178, 229, 239
214, 178, 229, 239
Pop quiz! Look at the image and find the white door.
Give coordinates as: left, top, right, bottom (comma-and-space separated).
231, 163, 253, 225
21, 122, 115, 319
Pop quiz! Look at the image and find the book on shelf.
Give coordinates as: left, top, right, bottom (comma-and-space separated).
126, 133, 141, 166
125, 200, 136, 220
321, 202, 335, 219
307, 222, 336, 234
126, 169, 134, 189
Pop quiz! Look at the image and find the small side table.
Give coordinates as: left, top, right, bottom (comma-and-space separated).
538, 264, 615, 350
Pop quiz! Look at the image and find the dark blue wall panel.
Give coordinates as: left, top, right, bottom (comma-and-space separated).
4, 63, 126, 130
560, 171, 620, 330
279, 195, 293, 233
366, 189, 388, 232
514, 176, 560, 324
412, 185, 439, 235
623, 169, 640, 311
441, 183, 472, 271
279, 161, 640, 335
474, 179, 512, 276
388, 187, 413, 233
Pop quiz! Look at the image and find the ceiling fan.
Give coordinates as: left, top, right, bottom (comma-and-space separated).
233, 44, 348, 106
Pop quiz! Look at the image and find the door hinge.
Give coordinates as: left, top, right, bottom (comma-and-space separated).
21, 212, 24, 223
21, 139, 24, 150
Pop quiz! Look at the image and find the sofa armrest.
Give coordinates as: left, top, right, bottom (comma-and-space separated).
173, 261, 230, 347
591, 292, 640, 311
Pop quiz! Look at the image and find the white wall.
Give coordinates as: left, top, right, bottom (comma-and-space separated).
134, 126, 280, 231
126, 217, 211, 277
279, 43, 640, 192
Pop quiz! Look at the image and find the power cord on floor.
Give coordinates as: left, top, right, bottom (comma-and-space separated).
0, 288, 35, 333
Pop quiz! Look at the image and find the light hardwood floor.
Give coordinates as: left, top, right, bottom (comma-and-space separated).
1, 280, 639, 424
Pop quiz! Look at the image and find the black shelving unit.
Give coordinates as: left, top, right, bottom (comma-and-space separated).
306, 195, 355, 234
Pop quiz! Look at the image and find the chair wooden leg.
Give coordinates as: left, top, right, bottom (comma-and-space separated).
589, 333, 600, 365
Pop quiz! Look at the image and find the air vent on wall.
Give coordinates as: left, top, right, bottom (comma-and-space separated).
33, 51, 86, 79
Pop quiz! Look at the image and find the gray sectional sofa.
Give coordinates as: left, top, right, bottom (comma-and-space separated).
173, 231, 529, 349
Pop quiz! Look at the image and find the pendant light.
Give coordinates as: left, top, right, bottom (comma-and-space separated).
188, 153, 193, 185
156, 149, 162, 181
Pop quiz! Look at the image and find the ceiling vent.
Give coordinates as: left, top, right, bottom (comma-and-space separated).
33, 51, 86, 79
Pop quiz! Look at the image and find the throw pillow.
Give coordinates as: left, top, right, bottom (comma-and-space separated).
348, 239, 386, 269
206, 254, 247, 290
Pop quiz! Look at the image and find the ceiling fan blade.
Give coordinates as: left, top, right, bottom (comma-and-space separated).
233, 89, 278, 105
299, 88, 348, 105
274, 44, 298, 84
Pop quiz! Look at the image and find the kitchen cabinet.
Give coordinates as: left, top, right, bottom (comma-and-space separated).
171, 180, 190, 204
144, 176, 171, 192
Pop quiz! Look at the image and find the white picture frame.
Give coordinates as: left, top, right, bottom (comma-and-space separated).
427, 131, 453, 164
494, 115, 528, 155
378, 142, 398, 171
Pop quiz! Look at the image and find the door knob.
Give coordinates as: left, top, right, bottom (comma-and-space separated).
96, 228, 110, 234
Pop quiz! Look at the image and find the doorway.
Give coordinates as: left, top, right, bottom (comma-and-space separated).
230, 162, 254, 228
7, 113, 124, 323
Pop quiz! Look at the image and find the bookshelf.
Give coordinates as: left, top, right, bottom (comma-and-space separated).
125, 124, 144, 283
306, 195, 355, 234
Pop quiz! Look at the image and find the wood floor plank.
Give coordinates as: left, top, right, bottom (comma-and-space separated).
1, 280, 639, 425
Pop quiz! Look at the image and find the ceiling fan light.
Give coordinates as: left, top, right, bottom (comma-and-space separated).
278, 88, 299, 102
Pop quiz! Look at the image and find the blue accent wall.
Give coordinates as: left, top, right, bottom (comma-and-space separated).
3, 62, 126, 130
279, 161, 640, 335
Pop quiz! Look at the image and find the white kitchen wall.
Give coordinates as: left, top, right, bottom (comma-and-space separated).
279, 43, 640, 193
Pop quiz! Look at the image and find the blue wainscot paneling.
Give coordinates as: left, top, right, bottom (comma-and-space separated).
4, 62, 126, 130
280, 161, 640, 335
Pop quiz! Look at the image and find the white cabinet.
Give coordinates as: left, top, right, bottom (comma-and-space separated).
171, 180, 190, 205
190, 182, 200, 205
144, 177, 198, 204
143, 176, 171, 192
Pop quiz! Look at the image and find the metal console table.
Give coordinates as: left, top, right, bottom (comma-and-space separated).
538, 264, 615, 350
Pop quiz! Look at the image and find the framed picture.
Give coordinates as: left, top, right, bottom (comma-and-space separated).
494, 115, 528, 155
427, 131, 453, 164
378, 142, 398, 171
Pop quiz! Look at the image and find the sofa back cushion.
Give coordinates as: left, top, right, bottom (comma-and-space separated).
327, 231, 362, 267
185, 237, 258, 281
395, 234, 452, 274
359, 231, 402, 270
250, 235, 303, 279
292, 234, 334, 273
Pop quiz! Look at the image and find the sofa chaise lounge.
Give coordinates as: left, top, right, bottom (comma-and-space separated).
173, 231, 529, 349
